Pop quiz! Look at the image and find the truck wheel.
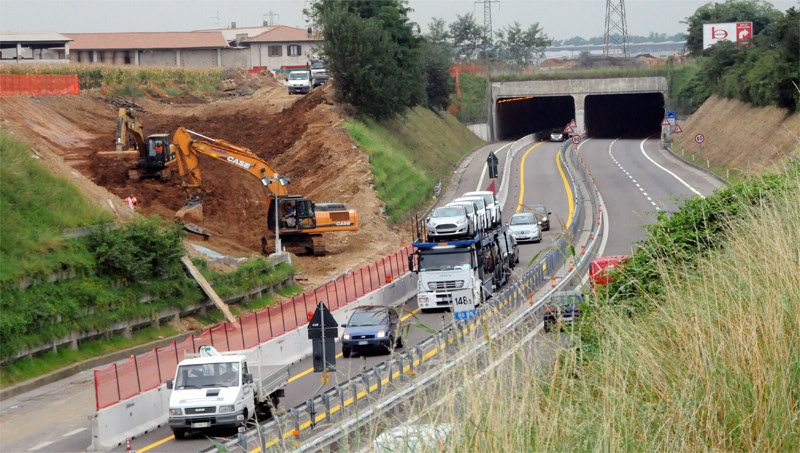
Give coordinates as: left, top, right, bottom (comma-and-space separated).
396, 335, 403, 348
342, 347, 351, 358
172, 428, 187, 440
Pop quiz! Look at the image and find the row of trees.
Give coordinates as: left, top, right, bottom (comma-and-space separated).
553, 32, 687, 47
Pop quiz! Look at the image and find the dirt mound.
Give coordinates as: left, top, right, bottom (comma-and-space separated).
1, 82, 405, 286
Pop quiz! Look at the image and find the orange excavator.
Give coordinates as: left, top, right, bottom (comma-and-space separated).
169, 127, 358, 256
97, 108, 175, 181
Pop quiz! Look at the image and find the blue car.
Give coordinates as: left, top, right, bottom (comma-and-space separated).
341, 307, 402, 358
544, 290, 584, 330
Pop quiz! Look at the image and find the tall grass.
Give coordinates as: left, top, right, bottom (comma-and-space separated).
357, 166, 800, 451
346, 107, 483, 222
493, 65, 670, 82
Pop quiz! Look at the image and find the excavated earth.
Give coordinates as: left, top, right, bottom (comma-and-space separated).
0, 75, 407, 287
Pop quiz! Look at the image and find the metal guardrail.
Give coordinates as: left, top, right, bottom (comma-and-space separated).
206, 139, 602, 452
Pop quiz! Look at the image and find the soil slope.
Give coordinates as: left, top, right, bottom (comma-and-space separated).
0, 80, 407, 286
675, 95, 800, 172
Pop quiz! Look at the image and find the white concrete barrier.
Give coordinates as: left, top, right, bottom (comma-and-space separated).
89, 272, 418, 451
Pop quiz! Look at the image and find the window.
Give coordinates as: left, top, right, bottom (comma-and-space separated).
287, 45, 301, 57
268, 45, 282, 57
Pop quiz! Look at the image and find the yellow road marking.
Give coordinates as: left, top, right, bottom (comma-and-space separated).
137, 435, 174, 453
556, 149, 575, 227
515, 142, 545, 213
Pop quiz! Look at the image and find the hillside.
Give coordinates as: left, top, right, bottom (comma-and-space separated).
674, 95, 800, 174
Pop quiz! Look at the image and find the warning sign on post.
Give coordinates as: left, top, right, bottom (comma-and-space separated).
661, 117, 670, 126
673, 124, 683, 133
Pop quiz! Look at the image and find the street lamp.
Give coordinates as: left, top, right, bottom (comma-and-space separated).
261, 173, 290, 255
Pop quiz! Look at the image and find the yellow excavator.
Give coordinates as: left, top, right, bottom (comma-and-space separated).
97, 108, 175, 181
169, 127, 358, 256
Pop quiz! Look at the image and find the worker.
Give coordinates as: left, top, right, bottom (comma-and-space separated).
282, 203, 296, 228
125, 194, 138, 210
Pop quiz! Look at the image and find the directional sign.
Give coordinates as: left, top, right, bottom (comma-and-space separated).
694, 133, 705, 144
571, 135, 582, 145
486, 151, 499, 179
666, 110, 676, 120
673, 124, 683, 133
452, 288, 476, 320
661, 117, 671, 126
569, 118, 577, 128
308, 302, 338, 372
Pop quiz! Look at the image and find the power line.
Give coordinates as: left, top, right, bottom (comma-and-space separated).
603, 0, 630, 57
263, 10, 280, 26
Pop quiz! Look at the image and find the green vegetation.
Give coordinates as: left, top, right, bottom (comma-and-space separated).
0, 64, 222, 98
378, 164, 800, 451
0, 325, 178, 388
493, 65, 670, 82
452, 72, 487, 124
346, 107, 483, 222
0, 131, 112, 284
672, 4, 798, 113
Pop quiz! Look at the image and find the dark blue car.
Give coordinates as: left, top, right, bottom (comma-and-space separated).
341, 307, 402, 358
544, 290, 584, 330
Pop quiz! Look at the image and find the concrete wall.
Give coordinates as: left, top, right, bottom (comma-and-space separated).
180, 49, 218, 68
248, 42, 320, 69
89, 271, 418, 451
138, 50, 178, 67
221, 48, 250, 69
491, 76, 669, 140
467, 123, 490, 141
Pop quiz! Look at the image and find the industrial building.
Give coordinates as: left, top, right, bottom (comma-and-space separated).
0, 32, 72, 64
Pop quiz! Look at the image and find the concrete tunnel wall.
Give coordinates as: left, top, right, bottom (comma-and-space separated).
495, 96, 575, 141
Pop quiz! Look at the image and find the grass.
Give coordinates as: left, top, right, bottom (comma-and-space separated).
346, 107, 484, 222
0, 325, 179, 388
493, 65, 670, 82
355, 165, 800, 451
0, 64, 222, 97
0, 131, 112, 284
452, 72, 488, 124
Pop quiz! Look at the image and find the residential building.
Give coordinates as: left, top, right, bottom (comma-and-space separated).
243, 26, 322, 75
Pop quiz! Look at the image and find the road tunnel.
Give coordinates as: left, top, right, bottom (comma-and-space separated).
495, 96, 575, 141
585, 93, 664, 138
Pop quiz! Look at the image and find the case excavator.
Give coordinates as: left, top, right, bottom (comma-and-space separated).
96, 108, 175, 181
169, 128, 358, 256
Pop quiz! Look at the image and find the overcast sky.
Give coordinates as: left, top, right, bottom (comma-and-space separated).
0, 0, 796, 39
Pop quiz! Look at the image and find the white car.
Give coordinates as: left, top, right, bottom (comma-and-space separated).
463, 191, 501, 227
447, 201, 482, 233
426, 205, 473, 240
508, 212, 542, 243
453, 196, 489, 231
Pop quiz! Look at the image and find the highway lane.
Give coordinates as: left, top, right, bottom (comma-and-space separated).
128, 137, 575, 453
580, 137, 722, 256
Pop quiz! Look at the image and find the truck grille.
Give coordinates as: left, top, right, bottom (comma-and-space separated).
436, 224, 457, 231
428, 280, 464, 290
185, 406, 216, 415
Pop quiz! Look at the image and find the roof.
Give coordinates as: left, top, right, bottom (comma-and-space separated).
64, 32, 229, 50
0, 32, 72, 48
195, 26, 275, 42
243, 25, 321, 43
180, 355, 244, 366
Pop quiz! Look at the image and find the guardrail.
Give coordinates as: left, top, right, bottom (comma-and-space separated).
93, 246, 413, 410
209, 138, 603, 452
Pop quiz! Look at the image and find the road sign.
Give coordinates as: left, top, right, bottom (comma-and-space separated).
661, 117, 670, 126
486, 151, 499, 179
569, 118, 577, 128
694, 133, 705, 144
673, 124, 683, 133
452, 288, 476, 320
703, 22, 753, 49
571, 135, 582, 144
308, 302, 338, 372
666, 110, 676, 120
563, 125, 574, 134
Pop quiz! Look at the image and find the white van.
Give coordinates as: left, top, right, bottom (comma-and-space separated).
463, 191, 501, 227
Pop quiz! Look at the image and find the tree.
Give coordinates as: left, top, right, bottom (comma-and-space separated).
309, 0, 424, 119
495, 22, 551, 67
420, 40, 453, 111
426, 17, 450, 46
683, 0, 782, 55
449, 14, 484, 61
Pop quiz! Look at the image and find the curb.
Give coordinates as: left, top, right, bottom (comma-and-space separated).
664, 144, 729, 186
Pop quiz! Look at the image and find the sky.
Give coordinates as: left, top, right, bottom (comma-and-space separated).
0, 0, 796, 39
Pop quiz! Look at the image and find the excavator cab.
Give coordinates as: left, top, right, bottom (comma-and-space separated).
267, 196, 316, 232
129, 134, 175, 181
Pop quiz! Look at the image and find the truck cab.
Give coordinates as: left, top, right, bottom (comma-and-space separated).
286, 70, 312, 94
309, 59, 328, 87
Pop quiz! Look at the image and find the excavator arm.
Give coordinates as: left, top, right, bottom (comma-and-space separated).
116, 108, 147, 152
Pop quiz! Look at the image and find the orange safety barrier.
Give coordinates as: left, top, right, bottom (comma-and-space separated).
0, 74, 79, 96
93, 244, 414, 410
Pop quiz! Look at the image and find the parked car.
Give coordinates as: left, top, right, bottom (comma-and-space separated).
427, 205, 472, 240
531, 204, 551, 231
508, 212, 542, 243
453, 196, 489, 231
341, 307, 402, 358
446, 201, 482, 233
462, 191, 501, 227
497, 227, 519, 268
544, 290, 584, 330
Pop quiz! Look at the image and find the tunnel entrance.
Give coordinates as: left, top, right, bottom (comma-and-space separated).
585, 93, 664, 138
495, 96, 575, 141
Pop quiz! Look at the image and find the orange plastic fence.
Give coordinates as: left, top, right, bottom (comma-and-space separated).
0, 74, 79, 96
93, 245, 413, 410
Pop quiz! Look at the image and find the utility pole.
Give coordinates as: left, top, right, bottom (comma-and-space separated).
263, 10, 280, 26
475, 0, 498, 141
603, 0, 630, 57
210, 10, 221, 29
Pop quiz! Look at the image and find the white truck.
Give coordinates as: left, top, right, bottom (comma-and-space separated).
166, 346, 288, 439
408, 232, 507, 312
286, 69, 312, 94
309, 60, 329, 87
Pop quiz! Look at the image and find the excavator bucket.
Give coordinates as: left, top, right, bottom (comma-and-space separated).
176, 200, 204, 224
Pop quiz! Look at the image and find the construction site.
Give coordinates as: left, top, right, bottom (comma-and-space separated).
0, 71, 407, 287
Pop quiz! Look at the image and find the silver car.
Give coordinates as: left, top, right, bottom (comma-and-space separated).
508, 212, 542, 243
427, 205, 473, 240
446, 201, 482, 233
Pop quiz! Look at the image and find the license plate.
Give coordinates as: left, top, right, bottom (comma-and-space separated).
358, 341, 368, 345
191, 422, 210, 428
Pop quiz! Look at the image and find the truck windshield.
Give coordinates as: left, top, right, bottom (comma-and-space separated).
310, 61, 325, 69
418, 252, 472, 271
175, 362, 240, 389
289, 72, 308, 80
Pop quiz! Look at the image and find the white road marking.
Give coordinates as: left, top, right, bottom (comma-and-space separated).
476, 142, 512, 191
62, 428, 87, 437
29, 441, 55, 451
651, 201, 656, 206
639, 138, 704, 198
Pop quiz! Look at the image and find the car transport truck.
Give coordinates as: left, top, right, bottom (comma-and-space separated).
166, 346, 289, 439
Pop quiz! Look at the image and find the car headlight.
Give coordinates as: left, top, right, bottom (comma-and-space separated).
169, 408, 182, 416
542, 216, 548, 222
343, 333, 350, 340
376, 330, 386, 338
218, 405, 235, 414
